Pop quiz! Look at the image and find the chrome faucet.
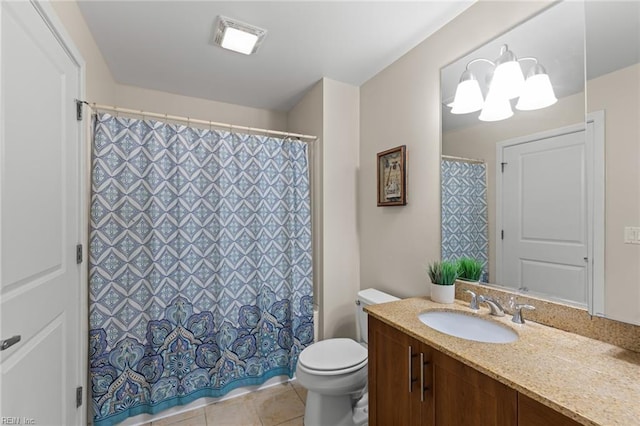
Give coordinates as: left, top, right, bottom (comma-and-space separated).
464, 290, 479, 310
478, 295, 505, 317
511, 304, 535, 324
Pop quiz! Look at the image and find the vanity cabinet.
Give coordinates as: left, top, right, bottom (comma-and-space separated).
369, 317, 581, 426
368, 316, 433, 425
432, 347, 517, 425
518, 393, 581, 426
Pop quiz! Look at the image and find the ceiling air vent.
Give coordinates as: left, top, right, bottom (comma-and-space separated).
213, 16, 267, 55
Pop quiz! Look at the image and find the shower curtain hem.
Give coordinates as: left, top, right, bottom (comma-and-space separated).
93, 368, 294, 426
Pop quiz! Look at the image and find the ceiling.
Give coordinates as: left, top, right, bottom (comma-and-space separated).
78, 1, 475, 112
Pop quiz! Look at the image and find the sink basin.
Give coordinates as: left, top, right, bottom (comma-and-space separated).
418, 310, 518, 343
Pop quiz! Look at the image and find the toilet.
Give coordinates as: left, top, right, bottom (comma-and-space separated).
296, 288, 399, 426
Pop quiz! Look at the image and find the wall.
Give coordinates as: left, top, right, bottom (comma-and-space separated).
321, 78, 360, 338
442, 92, 585, 281
588, 63, 640, 325
113, 84, 287, 131
287, 80, 324, 339
288, 78, 361, 339
359, 1, 553, 299
50, 0, 116, 104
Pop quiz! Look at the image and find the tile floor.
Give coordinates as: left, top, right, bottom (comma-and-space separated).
144, 381, 308, 426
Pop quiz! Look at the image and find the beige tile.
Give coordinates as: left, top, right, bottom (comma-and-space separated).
205, 397, 261, 426
274, 416, 304, 426
152, 408, 205, 426
248, 382, 292, 405
167, 413, 207, 426
290, 380, 308, 404
254, 386, 306, 426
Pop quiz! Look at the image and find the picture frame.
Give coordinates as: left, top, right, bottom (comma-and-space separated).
377, 145, 407, 206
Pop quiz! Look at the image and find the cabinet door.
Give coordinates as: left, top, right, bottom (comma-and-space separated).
368, 317, 414, 425
433, 350, 517, 426
416, 341, 434, 426
518, 393, 582, 426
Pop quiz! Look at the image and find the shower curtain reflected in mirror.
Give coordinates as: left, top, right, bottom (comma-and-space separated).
88, 113, 313, 425
441, 158, 489, 282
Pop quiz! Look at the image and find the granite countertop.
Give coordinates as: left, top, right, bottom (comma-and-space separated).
365, 297, 640, 426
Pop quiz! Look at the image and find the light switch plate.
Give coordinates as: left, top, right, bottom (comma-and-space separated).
624, 226, 640, 244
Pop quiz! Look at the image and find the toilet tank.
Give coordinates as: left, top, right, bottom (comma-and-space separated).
356, 288, 399, 344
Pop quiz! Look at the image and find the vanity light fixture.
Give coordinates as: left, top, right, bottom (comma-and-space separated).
515, 62, 558, 111
450, 44, 557, 122
213, 16, 267, 55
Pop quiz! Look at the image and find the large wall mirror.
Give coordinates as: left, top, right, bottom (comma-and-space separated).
440, 1, 640, 325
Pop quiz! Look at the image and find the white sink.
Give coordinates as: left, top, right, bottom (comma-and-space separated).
418, 310, 518, 344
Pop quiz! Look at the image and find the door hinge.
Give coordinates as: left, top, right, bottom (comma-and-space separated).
501, 162, 508, 172
76, 244, 83, 264
76, 99, 83, 121
76, 386, 83, 408
501, 230, 504, 240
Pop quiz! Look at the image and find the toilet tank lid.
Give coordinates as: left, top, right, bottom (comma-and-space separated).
357, 288, 399, 305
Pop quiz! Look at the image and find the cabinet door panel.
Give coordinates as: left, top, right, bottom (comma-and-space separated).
518, 393, 581, 426
369, 317, 413, 425
433, 351, 517, 426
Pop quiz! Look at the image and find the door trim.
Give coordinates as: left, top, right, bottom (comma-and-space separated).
495, 114, 604, 312
587, 111, 605, 316
27, 1, 87, 423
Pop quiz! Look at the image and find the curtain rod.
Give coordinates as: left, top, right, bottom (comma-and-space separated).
81, 101, 318, 142
441, 155, 485, 164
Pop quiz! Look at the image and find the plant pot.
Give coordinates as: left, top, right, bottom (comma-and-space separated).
430, 283, 455, 304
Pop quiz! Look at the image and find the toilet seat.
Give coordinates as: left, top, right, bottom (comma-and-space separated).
298, 338, 368, 376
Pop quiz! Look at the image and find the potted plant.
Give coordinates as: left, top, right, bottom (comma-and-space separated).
427, 260, 458, 304
456, 257, 483, 283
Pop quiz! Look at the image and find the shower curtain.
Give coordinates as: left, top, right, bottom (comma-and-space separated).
89, 113, 313, 425
441, 159, 489, 281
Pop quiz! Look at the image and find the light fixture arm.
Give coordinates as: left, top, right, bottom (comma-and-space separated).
517, 57, 539, 65
465, 57, 495, 70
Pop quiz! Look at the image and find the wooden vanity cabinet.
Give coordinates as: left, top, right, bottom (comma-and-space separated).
368, 317, 433, 426
518, 393, 581, 426
432, 348, 517, 425
369, 317, 580, 426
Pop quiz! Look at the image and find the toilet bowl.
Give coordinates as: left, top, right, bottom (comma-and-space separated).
296, 289, 399, 426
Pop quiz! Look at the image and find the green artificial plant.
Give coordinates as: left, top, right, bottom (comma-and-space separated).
456, 257, 483, 282
427, 260, 458, 286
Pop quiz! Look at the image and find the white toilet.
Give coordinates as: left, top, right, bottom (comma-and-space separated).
296, 288, 399, 426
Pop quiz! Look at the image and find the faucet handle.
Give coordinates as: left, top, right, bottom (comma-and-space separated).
512, 304, 535, 324
464, 290, 479, 310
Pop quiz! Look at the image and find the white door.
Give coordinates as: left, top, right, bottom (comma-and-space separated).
500, 128, 589, 304
1, 1, 85, 424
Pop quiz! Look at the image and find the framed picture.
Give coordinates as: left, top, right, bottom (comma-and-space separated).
377, 145, 407, 206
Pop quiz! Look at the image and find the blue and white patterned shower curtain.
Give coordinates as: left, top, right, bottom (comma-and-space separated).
89, 113, 313, 425
441, 159, 489, 281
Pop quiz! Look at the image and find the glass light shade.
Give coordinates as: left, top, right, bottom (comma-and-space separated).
451, 79, 484, 114
479, 89, 513, 122
516, 67, 558, 111
490, 61, 525, 100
